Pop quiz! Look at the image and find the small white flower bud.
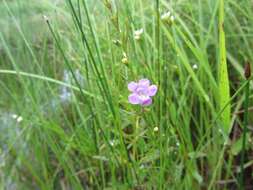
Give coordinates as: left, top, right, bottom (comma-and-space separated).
153, 127, 159, 132
161, 11, 171, 21
121, 52, 129, 64
134, 28, 144, 40
17, 116, 23, 123
161, 11, 175, 23
43, 15, 49, 22
193, 64, 198, 70
12, 114, 18, 119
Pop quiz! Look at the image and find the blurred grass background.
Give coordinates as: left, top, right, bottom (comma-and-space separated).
0, 0, 253, 189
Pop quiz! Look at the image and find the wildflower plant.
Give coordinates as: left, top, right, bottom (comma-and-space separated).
128, 79, 158, 106
1, 0, 253, 189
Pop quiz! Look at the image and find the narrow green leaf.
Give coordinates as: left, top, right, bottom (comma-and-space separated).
218, 0, 231, 135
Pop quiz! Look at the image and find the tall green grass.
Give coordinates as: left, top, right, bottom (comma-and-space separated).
0, 0, 253, 189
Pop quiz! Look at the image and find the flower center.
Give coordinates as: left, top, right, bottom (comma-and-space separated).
136, 87, 148, 96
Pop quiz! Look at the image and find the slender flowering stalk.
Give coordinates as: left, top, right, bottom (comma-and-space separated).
128, 79, 158, 106
239, 62, 251, 190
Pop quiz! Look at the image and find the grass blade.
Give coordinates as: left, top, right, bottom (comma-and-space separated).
218, 0, 231, 135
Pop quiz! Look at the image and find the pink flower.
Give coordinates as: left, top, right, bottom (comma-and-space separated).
128, 79, 158, 106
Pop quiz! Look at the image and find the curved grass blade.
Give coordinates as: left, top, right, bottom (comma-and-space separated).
0, 69, 102, 101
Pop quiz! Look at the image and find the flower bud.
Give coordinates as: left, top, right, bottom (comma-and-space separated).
244, 61, 251, 79
121, 52, 128, 64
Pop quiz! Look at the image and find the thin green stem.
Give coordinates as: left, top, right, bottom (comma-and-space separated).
239, 80, 250, 190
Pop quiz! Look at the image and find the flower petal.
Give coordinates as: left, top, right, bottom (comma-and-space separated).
138, 79, 150, 87
148, 85, 158, 96
128, 93, 140, 104
138, 96, 152, 106
128, 82, 138, 92
141, 97, 152, 106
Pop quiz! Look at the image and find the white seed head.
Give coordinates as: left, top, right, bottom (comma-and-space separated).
153, 127, 159, 132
